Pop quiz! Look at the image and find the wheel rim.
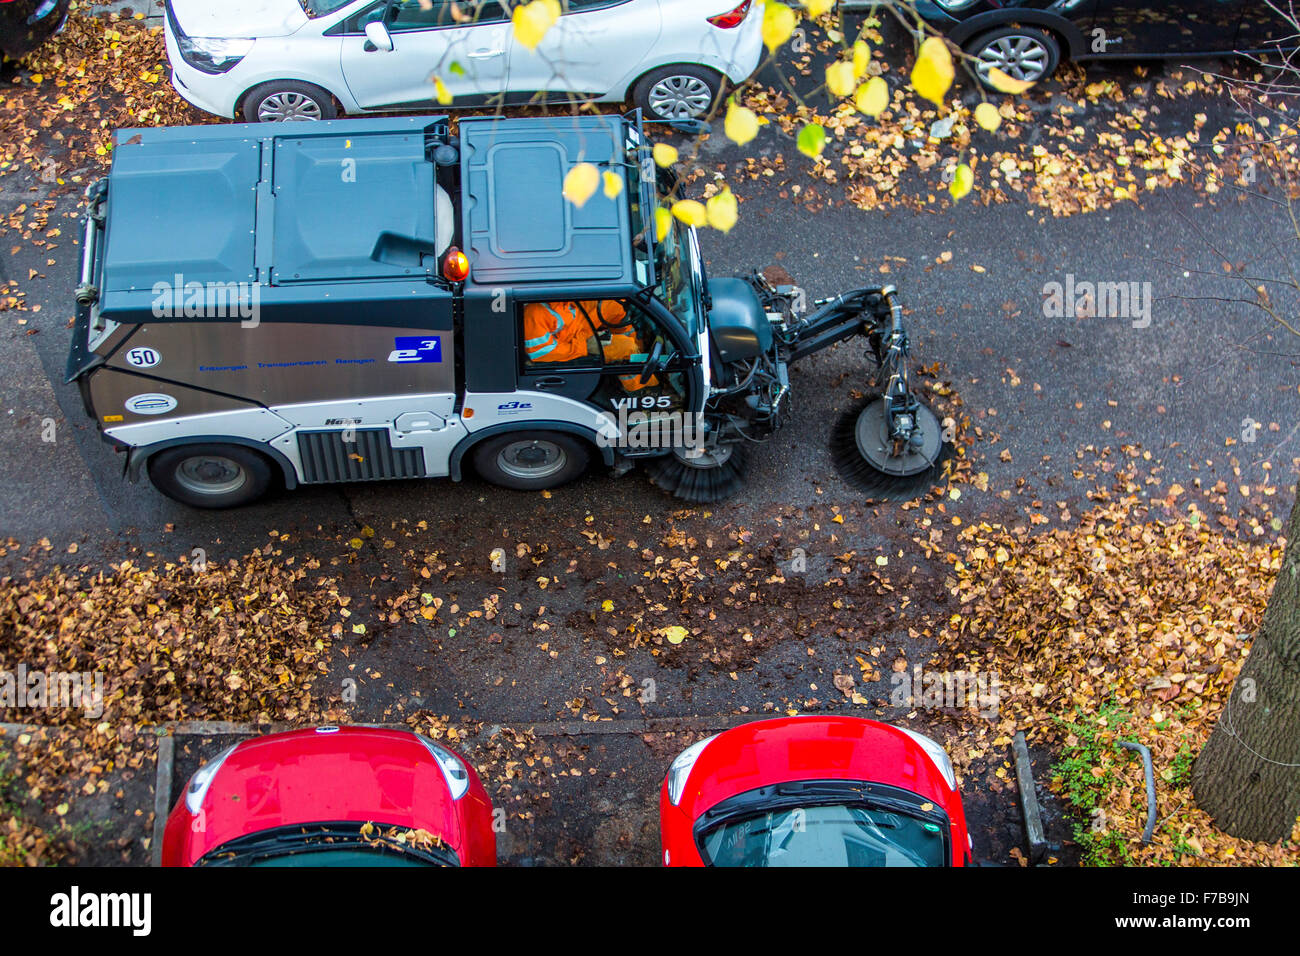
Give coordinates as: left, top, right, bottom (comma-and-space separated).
647, 75, 713, 119
256, 91, 324, 122
497, 440, 567, 480
853, 399, 945, 478
174, 456, 248, 496
975, 35, 1050, 83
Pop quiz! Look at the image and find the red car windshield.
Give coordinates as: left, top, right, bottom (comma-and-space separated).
694, 780, 951, 867
699, 803, 947, 867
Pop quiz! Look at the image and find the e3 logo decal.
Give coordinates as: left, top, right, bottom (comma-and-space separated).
388, 337, 442, 364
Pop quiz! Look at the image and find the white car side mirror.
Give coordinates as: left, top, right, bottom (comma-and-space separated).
364, 21, 394, 53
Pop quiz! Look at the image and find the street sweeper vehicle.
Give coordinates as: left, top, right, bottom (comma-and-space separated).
67, 111, 951, 508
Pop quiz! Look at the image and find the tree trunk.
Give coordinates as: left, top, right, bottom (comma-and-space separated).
1192, 487, 1300, 843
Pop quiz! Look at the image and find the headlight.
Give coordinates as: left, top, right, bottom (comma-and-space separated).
666, 734, 719, 806
184, 744, 238, 814
176, 36, 253, 74
897, 727, 958, 790
418, 735, 471, 800
932, 0, 980, 10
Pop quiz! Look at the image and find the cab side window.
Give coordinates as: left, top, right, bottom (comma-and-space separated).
519, 299, 662, 371
345, 0, 508, 33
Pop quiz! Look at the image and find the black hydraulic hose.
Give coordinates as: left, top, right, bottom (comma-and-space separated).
1119, 740, 1157, 843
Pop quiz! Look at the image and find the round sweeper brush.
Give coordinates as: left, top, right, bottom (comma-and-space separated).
644, 442, 749, 504
829, 395, 952, 499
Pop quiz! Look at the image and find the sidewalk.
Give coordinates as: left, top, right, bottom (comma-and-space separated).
87, 1, 164, 26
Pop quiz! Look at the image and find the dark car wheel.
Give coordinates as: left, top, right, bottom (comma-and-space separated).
471, 432, 591, 492
148, 444, 274, 509
632, 64, 724, 122
241, 81, 338, 122
966, 26, 1061, 89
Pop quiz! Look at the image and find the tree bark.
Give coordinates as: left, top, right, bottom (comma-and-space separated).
1192, 487, 1300, 843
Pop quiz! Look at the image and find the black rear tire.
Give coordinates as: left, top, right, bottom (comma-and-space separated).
965, 26, 1061, 90
147, 444, 274, 509
471, 432, 591, 492
631, 64, 724, 122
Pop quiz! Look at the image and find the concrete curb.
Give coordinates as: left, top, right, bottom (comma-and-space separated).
1013, 730, 1049, 864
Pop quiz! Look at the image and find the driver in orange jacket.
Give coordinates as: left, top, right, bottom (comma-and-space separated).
522, 300, 656, 390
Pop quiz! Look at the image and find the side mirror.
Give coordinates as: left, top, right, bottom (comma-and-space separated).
364, 21, 394, 52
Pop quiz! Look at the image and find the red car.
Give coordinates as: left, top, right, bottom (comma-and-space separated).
162, 726, 496, 867
660, 716, 971, 867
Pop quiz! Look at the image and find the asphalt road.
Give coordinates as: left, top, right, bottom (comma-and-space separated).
1, 17, 1297, 866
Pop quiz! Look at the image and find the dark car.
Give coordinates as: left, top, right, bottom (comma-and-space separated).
0, 0, 69, 59
910, 0, 1299, 87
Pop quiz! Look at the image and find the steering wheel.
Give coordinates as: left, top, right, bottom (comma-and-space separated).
639, 340, 665, 385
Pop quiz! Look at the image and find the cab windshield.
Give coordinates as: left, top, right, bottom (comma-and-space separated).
655, 220, 701, 337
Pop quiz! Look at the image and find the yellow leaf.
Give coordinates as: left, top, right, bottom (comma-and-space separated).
654, 206, 672, 242
663, 625, 689, 645
724, 100, 760, 145
825, 60, 855, 99
855, 76, 889, 117
671, 199, 707, 227
911, 36, 954, 106
949, 163, 973, 200
987, 67, 1034, 94
602, 170, 623, 198
762, 2, 796, 54
973, 102, 1000, 131
563, 162, 600, 207
706, 187, 738, 233
801, 0, 834, 15
653, 143, 678, 168
433, 76, 452, 106
512, 0, 560, 50
601, 599, 614, 612
852, 40, 871, 78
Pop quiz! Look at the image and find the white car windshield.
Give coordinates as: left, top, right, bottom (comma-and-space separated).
299, 0, 357, 17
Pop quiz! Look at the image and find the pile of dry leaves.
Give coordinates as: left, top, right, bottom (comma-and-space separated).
930, 492, 1297, 864
0, 10, 203, 186
0, 548, 347, 859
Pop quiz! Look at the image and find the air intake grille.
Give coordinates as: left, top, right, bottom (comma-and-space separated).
296, 429, 425, 484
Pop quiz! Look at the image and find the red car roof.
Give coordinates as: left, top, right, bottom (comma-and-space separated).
677, 716, 959, 820
189, 726, 461, 861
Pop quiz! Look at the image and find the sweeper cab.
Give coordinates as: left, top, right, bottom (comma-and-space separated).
68, 111, 950, 508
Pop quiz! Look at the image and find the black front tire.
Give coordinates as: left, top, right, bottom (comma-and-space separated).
241, 80, 338, 122
631, 64, 724, 122
147, 444, 274, 509
471, 432, 591, 492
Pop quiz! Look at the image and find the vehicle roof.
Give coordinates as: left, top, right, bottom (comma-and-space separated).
188, 726, 461, 863
676, 716, 960, 820
99, 116, 452, 306
459, 113, 638, 288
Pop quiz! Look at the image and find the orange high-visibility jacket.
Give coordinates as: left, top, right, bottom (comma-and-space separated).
522, 300, 656, 390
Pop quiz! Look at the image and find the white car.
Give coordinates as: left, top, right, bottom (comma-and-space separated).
162, 0, 763, 123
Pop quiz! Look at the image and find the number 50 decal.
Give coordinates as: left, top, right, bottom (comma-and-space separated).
125, 346, 162, 369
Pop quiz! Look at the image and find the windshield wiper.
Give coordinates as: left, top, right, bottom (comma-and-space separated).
200, 825, 454, 867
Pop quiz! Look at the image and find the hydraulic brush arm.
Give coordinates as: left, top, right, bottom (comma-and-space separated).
787, 286, 900, 364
